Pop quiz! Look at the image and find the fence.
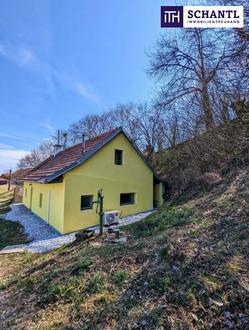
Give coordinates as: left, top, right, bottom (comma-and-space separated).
0, 188, 15, 212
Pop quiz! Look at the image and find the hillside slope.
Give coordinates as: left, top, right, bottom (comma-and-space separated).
0, 169, 249, 329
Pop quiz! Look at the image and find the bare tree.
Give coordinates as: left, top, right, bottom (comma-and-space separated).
148, 29, 234, 129
68, 112, 117, 144
67, 104, 136, 144
67, 102, 175, 154
17, 140, 55, 169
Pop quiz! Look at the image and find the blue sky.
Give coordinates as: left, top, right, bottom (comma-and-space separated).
0, 0, 177, 172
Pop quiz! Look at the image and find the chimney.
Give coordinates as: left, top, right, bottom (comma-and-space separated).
53, 130, 63, 155
81, 133, 86, 154
63, 132, 68, 150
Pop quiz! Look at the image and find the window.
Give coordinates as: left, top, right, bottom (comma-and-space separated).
39, 193, 43, 208
81, 195, 93, 210
120, 193, 135, 206
115, 149, 123, 165
25, 188, 27, 197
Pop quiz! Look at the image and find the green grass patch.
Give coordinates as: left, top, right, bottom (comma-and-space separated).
124, 207, 192, 237
87, 273, 105, 294
109, 270, 127, 286
71, 257, 94, 276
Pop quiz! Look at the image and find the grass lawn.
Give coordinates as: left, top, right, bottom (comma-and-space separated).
0, 213, 29, 249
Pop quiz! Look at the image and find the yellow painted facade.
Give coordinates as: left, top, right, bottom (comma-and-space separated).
23, 132, 163, 234
23, 181, 65, 233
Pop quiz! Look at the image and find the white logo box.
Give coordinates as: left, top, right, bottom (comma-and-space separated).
183, 6, 244, 28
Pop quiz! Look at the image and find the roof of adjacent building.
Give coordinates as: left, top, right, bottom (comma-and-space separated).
0, 174, 9, 180
23, 127, 161, 184
12, 168, 33, 180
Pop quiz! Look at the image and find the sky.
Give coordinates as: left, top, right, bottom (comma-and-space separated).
0, 0, 180, 172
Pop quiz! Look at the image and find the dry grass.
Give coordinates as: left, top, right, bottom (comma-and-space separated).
0, 169, 248, 329
0, 184, 15, 193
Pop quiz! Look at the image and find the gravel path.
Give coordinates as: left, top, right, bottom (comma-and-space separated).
1, 205, 154, 254
88, 210, 154, 233
0, 234, 76, 254
118, 210, 153, 226
4, 204, 61, 241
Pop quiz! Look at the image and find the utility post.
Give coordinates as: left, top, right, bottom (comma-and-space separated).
8, 169, 11, 191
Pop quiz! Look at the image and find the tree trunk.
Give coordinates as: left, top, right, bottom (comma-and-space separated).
202, 83, 214, 129
221, 97, 230, 124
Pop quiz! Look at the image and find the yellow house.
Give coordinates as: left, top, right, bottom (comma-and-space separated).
22, 127, 165, 234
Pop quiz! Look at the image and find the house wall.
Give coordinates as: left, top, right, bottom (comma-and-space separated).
63, 133, 154, 233
23, 181, 65, 233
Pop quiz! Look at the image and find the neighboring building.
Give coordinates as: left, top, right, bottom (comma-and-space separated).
9, 168, 32, 202
12, 168, 33, 184
0, 173, 9, 180
0, 177, 7, 185
22, 127, 165, 234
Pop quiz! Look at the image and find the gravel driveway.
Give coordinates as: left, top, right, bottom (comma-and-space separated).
1, 204, 153, 254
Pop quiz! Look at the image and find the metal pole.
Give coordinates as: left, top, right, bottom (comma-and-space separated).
99, 189, 104, 236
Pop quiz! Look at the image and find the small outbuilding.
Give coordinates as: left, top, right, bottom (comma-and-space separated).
0, 177, 7, 185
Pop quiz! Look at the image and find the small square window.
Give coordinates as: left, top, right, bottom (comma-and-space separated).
120, 193, 135, 206
81, 195, 93, 210
115, 149, 123, 165
39, 193, 43, 208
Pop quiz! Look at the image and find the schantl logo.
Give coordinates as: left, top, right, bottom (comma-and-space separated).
161, 6, 243, 28
161, 6, 183, 28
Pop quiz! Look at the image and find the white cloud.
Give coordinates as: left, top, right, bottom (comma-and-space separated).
0, 149, 29, 172
0, 143, 13, 149
17, 48, 35, 67
52, 68, 102, 105
75, 82, 100, 104
41, 123, 54, 133
40, 120, 55, 134
0, 43, 36, 68
0, 44, 7, 56
0, 133, 25, 140
0, 43, 101, 105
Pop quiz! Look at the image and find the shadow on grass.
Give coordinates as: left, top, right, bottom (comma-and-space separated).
0, 217, 30, 249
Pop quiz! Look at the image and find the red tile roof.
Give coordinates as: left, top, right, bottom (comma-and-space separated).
12, 168, 33, 180
0, 174, 9, 180
23, 128, 121, 183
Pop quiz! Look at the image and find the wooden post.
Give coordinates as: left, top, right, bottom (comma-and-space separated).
8, 169, 11, 191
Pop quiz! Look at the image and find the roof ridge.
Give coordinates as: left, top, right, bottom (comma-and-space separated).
56, 127, 121, 154
23, 127, 123, 182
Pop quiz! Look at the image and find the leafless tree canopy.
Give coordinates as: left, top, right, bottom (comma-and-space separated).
17, 141, 55, 169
